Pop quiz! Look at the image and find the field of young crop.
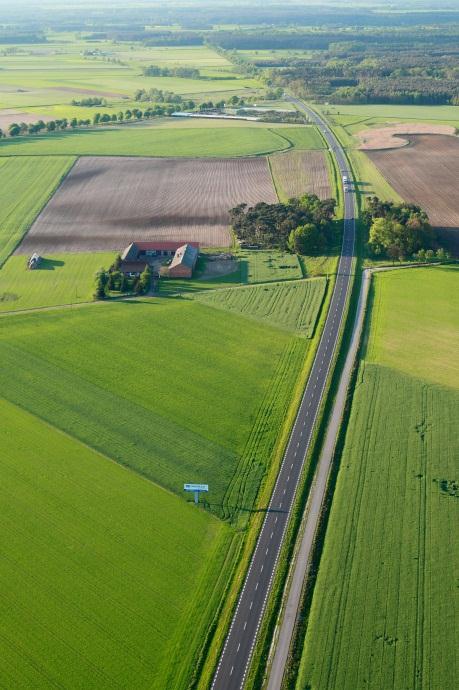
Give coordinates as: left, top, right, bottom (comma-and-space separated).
17, 156, 277, 253
0, 124, 324, 158
0, 395, 234, 689
0, 252, 115, 312
296, 266, 459, 690
0, 156, 75, 265
0, 297, 307, 520
269, 150, 332, 201
195, 278, 326, 337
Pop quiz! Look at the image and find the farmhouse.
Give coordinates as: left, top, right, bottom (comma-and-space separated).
120, 241, 200, 277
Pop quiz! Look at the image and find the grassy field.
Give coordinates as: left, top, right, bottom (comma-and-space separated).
0, 252, 115, 312
296, 266, 459, 690
0, 156, 75, 265
0, 126, 292, 157
348, 149, 402, 203
0, 396, 234, 689
275, 126, 325, 150
0, 124, 324, 157
0, 297, 307, 520
194, 278, 326, 337
240, 250, 303, 283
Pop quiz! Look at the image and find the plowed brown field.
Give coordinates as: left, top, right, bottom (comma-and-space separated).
270, 150, 331, 201
367, 134, 459, 252
17, 156, 277, 253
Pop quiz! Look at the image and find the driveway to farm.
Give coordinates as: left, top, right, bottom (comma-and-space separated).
211, 99, 356, 690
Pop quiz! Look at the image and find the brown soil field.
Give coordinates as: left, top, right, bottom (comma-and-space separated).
358, 122, 456, 150
0, 110, 51, 131
269, 150, 331, 201
17, 156, 278, 254
367, 134, 459, 252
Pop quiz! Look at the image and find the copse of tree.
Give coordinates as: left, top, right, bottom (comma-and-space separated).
71, 97, 107, 107
142, 65, 201, 79
365, 196, 438, 260
230, 194, 336, 253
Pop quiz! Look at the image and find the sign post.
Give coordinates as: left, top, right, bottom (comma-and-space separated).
184, 483, 209, 505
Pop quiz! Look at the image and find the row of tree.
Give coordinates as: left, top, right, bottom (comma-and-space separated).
2, 102, 190, 138
230, 194, 336, 254
365, 197, 443, 261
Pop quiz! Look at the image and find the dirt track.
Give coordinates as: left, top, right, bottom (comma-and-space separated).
367, 134, 459, 251
17, 156, 277, 254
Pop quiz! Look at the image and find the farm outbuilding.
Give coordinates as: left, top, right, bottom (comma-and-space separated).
168, 244, 199, 278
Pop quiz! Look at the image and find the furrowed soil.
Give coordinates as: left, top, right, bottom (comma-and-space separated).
366, 135, 459, 252
16, 156, 277, 253
269, 150, 332, 202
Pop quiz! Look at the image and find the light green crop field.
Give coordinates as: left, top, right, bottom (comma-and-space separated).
297, 266, 459, 690
194, 278, 326, 337
0, 253, 115, 313
0, 396, 233, 689
0, 126, 292, 157
0, 298, 307, 521
0, 156, 75, 265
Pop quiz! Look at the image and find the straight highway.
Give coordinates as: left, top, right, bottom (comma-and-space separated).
211, 99, 356, 690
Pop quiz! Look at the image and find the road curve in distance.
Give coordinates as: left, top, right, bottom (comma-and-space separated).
211, 99, 356, 690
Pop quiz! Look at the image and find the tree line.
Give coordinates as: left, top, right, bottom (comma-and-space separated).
230, 194, 336, 255
364, 197, 451, 262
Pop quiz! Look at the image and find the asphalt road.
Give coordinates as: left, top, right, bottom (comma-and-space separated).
211, 100, 355, 690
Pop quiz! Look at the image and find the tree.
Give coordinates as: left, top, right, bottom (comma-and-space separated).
8, 122, 21, 137
93, 112, 101, 125
288, 223, 327, 254
70, 117, 78, 129
46, 120, 56, 132
136, 265, 152, 295
94, 270, 108, 300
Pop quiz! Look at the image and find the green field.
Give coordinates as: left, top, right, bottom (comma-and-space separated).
321, 103, 459, 128
239, 250, 303, 283
297, 266, 459, 690
0, 252, 115, 313
195, 278, 326, 337
0, 297, 308, 520
0, 396, 233, 689
0, 156, 74, 265
0, 123, 324, 157
0, 126, 289, 157
275, 126, 325, 150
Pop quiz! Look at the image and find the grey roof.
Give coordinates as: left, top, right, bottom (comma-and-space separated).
121, 242, 138, 262
170, 244, 199, 270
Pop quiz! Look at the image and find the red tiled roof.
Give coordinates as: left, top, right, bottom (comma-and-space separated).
133, 241, 200, 251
